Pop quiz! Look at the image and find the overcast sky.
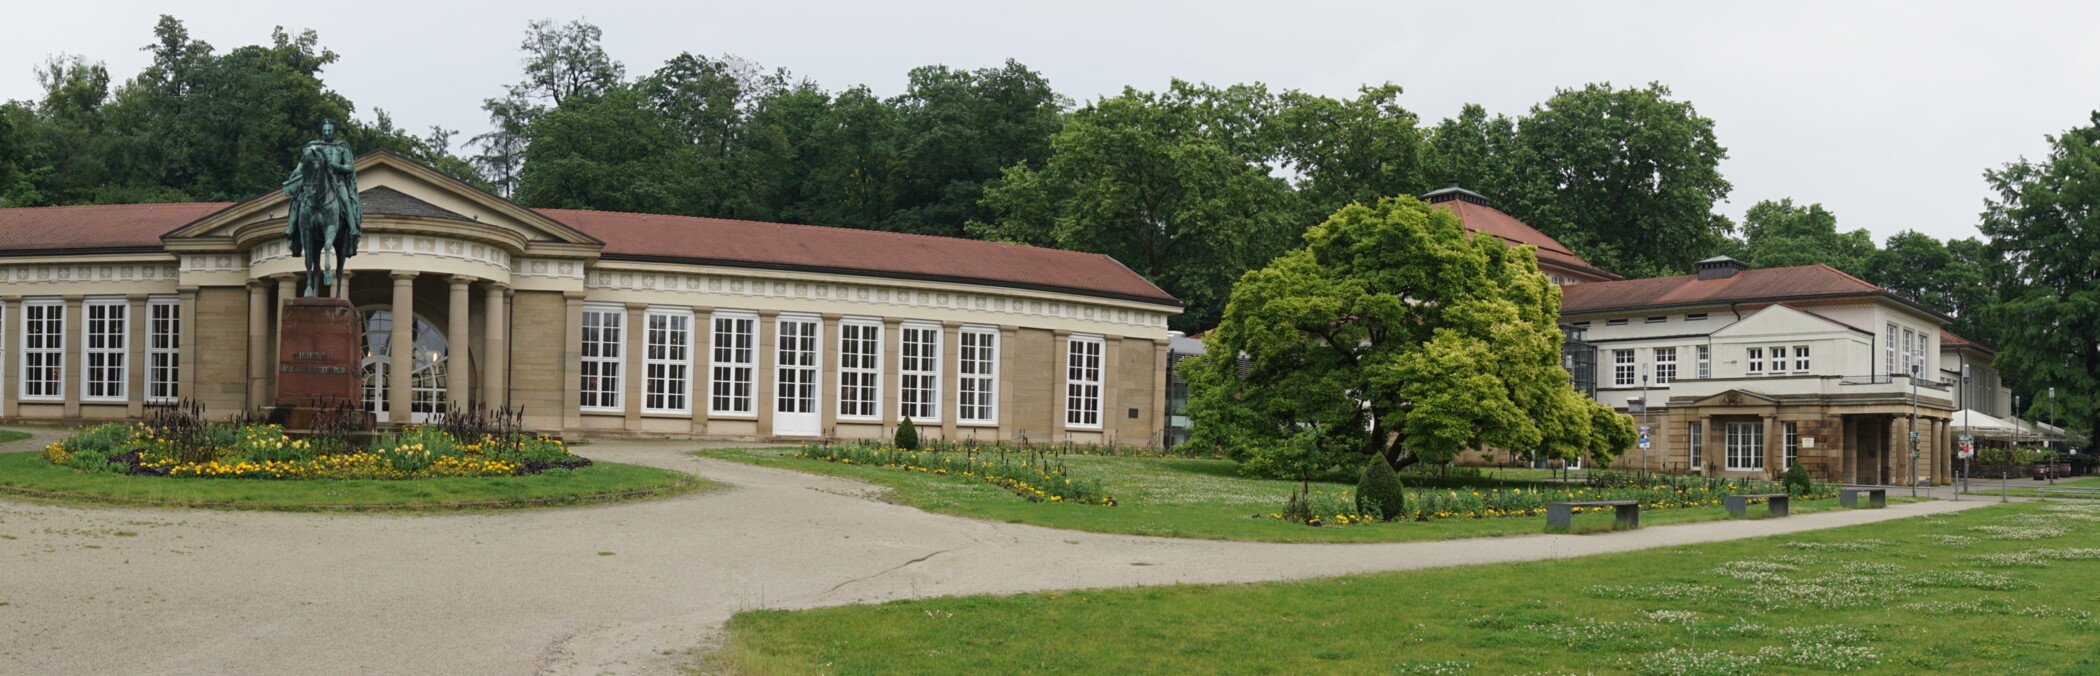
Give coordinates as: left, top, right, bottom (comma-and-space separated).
9, 1, 2097, 244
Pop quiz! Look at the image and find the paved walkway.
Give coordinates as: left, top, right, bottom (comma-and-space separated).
0, 431, 1994, 675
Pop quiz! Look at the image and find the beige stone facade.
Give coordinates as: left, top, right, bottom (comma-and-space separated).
0, 153, 1182, 444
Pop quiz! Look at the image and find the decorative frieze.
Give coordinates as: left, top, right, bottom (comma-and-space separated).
514, 258, 585, 280
250, 235, 512, 269
584, 269, 1169, 329
7, 262, 182, 284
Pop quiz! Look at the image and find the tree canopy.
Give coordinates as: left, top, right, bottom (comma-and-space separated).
1183, 196, 1635, 477
1980, 112, 2100, 451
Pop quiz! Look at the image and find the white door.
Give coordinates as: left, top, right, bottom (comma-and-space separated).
772, 316, 821, 436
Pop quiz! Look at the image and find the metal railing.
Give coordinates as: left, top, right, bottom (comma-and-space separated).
1839, 375, 1950, 391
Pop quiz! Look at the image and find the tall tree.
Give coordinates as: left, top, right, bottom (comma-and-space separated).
514, 86, 691, 214
1509, 82, 1733, 278
974, 84, 1296, 330
1734, 198, 1875, 275
475, 18, 625, 196
883, 60, 1064, 238
1183, 196, 1633, 476
1980, 112, 2100, 451
1423, 103, 1521, 200
1860, 231, 2001, 347
1270, 83, 1431, 225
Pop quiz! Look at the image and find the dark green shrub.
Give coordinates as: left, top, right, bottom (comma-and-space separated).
1783, 460, 1813, 496
895, 417, 920, 450
1357, 455, 1407, 521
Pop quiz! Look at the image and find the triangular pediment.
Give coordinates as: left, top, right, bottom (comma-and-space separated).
1686, 389, 1781, 407
1710, 304, 1865, 338
161, 150, 602, 251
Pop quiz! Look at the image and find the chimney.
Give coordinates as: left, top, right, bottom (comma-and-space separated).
1696, 256, 1749, 280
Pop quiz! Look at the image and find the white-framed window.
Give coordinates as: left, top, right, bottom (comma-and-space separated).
1792, 345, 1811, 374
1902, 329, 1915, 376
580, 304, 624, 411
1688, 421, 1704, 470
642, 308, 693, 414
81, 299, 127, 401
1726, 421, 1764, 471
1746, 347, 1765, 375
708, 311, 757, 416
1783, 421, 1799, 468
837, 319, 881, 420
1653, 347, 1677, 385
898, 323, 941, 422
1885, 323, 1899, 376
1065, 335, 1104, 428
1613, 349, 1635, 386
1912, 332, 1927, 376
957, 327, 998, 425
146, 298, 179, 403
1695, 345, 1712, 380
21, 300, 61, 400
1768, 346, 1787, 375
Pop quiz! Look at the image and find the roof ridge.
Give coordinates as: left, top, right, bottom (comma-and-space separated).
538, 208, 1099, 257
0, 202, 237, 211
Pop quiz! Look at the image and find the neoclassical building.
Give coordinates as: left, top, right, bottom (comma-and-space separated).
0, 151, 1183, 443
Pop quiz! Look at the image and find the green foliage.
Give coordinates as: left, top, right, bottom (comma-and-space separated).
515, 86, 692, 213
1186, 196, 1634, 478
1981, 111, 2100, 453
1731, 198, 1876, 276
1355, 455, 1407, 521
798, 441, 1113, 505
1860, 231, 2002, 348
1783, 460, 1813, 497
895, 417, 921, 451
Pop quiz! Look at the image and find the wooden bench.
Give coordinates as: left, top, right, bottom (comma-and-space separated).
1725, 493, 1791, 518
1839, 487, 1886, 508
1546, 500, 1640, 532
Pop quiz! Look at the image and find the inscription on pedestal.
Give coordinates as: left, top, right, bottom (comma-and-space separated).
276, 298, 363, 411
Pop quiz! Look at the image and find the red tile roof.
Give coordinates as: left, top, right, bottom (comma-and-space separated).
0, 202, 1178, 306
1941, 329, 1993, 353
0, 203, 233, 252
1559, 264, 1946, 319
1429, 200, 1618, 280
541, 209, 1177, 304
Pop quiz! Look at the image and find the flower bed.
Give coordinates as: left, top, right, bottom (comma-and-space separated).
44, 421, 589, 481
798, 442, 1116, 505
1275, 472, 1840, 525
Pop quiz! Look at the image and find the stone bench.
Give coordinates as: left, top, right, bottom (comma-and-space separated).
1839, 487, 1886, 508
1725, 493, 1791, 518
1546, 500, 1640, 532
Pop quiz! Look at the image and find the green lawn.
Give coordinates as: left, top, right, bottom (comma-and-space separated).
0, 430, 32, 445
706, 502, 2100, 675
1958, 474, 2100, 499
705, 447, 1892, 543
0, 450, 709, 510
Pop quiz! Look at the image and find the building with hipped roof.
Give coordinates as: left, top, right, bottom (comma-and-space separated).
0, 151, 1182, 443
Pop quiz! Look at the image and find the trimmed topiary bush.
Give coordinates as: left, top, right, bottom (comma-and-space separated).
895, 417, 920, 451
1357, 455, 1407, 521
1783, 460, 1813, 496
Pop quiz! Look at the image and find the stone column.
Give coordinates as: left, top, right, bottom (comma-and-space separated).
939, 321, 961, 441
389, 271, 416, 423
689, 305, 714, 435
1101, 335, 1122, 444
1698, 414, 1716, 474
1153, 337, 1172, 450
998, 325, 1018, 441
1763, 415, 1781, 479
125, 295, 147, 417
1052, 329, 1072, 441
482, 282, 508, 408
819, 313, 841, 437
0, 297, 16, 418
247, 283, 269, 411
176, 288, 196, 408
625, 303, 647, 426
447, 276, 473, 412
880, 318, 902, 431
62, 296, 81, 418
756, 310, 780, 436
271, 274, 296, 403
562, 291, 585, 431
336, 270, 354, 302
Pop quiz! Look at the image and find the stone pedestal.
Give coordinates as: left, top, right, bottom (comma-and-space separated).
272, 298, 371, 430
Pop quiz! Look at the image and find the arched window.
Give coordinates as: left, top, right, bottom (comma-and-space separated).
358, 308, 448, 423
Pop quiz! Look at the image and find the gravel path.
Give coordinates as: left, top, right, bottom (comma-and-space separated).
0, 431, 1990, 675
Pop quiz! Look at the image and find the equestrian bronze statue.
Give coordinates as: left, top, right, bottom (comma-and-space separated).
281, 120, 362, 297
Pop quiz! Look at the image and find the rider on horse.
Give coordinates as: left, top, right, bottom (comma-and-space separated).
282, 120, 362, 297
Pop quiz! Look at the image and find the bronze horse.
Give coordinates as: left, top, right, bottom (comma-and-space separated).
282, 120, 362, 297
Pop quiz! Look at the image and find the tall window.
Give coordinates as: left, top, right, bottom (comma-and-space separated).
147, 299, 179, 403
709, 312, 756, 415
642, 309, 692, 414
1783, 421, 1799, 468
1613, 349, 1635, 386
82, 299, 127, 401
1885, 323, 1899, 376
1653, 347, 1677, 385
1912, 333, 1927, 376
1901, 329, 1915, 376
1792, 345, 1811, 374
580, 305, 623, 411
1688, 421, 1704, 470
899, 324, 941, 421
1746, 347, 1765, 375
1065, 335, 1104, 428
957, 327, 997, 424
1696, 345, 1711, 379
1726, 421, 1764, 471
837, 320, 881, 419
21, 300, 63, 400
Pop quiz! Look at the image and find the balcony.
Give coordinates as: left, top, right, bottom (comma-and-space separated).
1840, 375, 1951, 392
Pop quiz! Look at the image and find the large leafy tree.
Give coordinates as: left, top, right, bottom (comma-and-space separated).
1980, 112, 2100, 451
1733, 198, 1876, 275
1270, 83, 1432, 225
1860, 231, 2001, 347
514, 87, 692, 214
1423, 103, 1522, 200
1507, 82, 1733, 278
474, 18, 626, 196
883, 60, 1064, 238
1184, 196, 1634, 477
974, 83, 1296, 330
